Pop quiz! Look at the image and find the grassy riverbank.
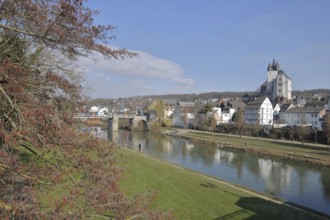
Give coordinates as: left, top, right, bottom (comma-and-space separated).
120, 149, 326, 220
168, 129, 330, 167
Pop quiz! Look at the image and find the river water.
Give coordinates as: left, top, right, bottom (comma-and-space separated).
91, 128, 330, 216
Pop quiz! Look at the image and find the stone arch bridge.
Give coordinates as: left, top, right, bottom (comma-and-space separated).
108, 114, 147, 131
75, 114, 147, 131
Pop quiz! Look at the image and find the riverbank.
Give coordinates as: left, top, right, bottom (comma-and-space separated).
165, 128, 330, 167
120, 149, 328, 220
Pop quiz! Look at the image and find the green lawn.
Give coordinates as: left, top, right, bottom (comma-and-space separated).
120, 149, 325, 220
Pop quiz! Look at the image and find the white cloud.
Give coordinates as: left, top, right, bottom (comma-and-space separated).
78, 49, 194, 85
78, 48, 195, 98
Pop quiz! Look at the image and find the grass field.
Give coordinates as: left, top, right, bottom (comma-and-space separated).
120, 149, 326, 220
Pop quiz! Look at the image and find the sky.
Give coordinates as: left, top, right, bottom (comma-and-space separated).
79, 0, 330, 98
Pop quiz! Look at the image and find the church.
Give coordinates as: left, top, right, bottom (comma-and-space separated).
260, 60, 292, 102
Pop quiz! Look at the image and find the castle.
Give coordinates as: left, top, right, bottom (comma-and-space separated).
260, 60, 292, 102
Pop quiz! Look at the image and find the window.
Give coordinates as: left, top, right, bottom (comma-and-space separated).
278, 83, 282, 86
278, 89, 282, 93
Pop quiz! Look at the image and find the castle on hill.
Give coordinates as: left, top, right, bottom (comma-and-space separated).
260, 59, 292, 102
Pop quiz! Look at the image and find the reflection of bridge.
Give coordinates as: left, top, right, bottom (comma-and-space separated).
74, 114, 147, 131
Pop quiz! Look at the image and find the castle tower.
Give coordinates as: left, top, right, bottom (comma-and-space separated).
262, 60, 292, 101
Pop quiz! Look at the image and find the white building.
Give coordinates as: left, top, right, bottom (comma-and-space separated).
295, 96, 307, 108
244, 97, 274, 125
89, 106, 98, 116
260, 60, 292, 101
212, 107, 222, 125
172, 106, 195, 128
279, 107, 326, 131
98, 107, 109, 116
221, 107, 236, 124
273, 104, 281, 116
88, 106, 109, 116
164, 106, 175, 118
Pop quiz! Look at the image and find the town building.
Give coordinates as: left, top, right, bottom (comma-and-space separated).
172, 106, 195, 128
212, 107, 222, 125
88, 106, 109, 116
279, 107, 326, 131
244, 97, 274, 125
295, 96, 307, 108
260, 60, 292, 102
221, 107, 236, 124
273, 103, 281, 121
241, 93, 251, 103
164, 106, 175, 118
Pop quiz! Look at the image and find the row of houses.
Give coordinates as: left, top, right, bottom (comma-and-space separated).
171, 101, 240, 128
170, 97, 329, 131
244, 96, 328, 131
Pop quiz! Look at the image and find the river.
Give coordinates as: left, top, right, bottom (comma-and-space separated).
89, 127, 330, 216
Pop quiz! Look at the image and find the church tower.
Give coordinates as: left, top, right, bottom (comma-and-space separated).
261, 60, 292, 102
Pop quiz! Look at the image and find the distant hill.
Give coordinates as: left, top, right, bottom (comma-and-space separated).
85, 89, 330, 108
292, 89, 330, 98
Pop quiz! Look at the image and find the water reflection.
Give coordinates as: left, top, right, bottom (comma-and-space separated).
138, 132, 330, 215
320, 170, 330, 202
82, 127, 108, 139
91, 127, 330, 216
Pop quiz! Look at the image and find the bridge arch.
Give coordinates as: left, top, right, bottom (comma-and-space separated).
108, 114, 147, 131
129, 115, 147, 131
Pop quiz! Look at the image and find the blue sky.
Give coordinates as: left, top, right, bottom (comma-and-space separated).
79, 0, 330, 98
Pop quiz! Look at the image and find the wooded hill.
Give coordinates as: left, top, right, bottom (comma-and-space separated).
86, 89, 330, 108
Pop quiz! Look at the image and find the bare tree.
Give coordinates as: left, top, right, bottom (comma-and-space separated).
323, 113, 330, 149
147, 99, 165, 128
253, 117, 261, 138
182, 111, 189, 128
209, 114, 217, 132
297, 110, 308, 145
235, 108, 245, 138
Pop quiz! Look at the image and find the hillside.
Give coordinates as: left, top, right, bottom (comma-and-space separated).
86, 89, 330, 108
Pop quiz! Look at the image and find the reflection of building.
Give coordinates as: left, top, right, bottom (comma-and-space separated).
162, 138, 173, 153
86, 127, 108, 139
258, 159, 292, 195
185, 142, 194, 151
213, 150, 234, 164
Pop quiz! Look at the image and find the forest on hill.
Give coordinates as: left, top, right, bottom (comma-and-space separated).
86, 89, 330, 108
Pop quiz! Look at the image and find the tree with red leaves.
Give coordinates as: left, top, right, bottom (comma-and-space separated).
0, 0, 172, 218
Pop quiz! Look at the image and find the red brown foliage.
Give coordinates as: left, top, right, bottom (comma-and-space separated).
0, 0, 171, 219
